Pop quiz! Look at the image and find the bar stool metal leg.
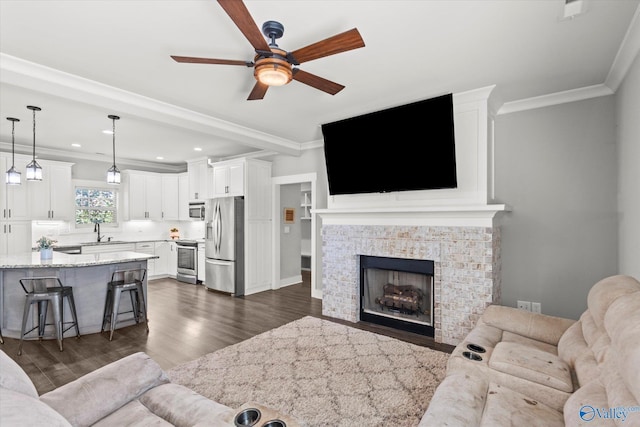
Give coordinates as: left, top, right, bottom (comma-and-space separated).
109, 286, 123, 341
51, 293, 64, 352
136, 282, 149, 332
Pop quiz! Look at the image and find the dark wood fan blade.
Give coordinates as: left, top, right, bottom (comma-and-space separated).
247, 81, 269, 100
217, 0, 271, 52
292, 69, 345, 95
289, 28, 365, 64
171, 55, 250, 66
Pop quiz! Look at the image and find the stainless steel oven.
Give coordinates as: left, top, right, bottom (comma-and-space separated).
176, 240, 198, 284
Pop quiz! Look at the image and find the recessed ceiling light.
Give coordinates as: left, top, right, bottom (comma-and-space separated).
194, 147, 202, 152
156, 156, 164, 160
102, 129, 113, 135
71, 143, 81, 147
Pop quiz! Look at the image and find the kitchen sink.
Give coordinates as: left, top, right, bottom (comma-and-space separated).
81, 240, 128, 245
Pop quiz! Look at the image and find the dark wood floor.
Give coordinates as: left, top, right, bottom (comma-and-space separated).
2, 271, 453, 394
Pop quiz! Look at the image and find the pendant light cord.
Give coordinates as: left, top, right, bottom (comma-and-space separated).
32, 108, 36, 160
112, 116, 116, 167
11, 120, 16, 166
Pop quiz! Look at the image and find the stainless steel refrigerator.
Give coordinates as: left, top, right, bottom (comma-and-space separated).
204, 196, 244, 296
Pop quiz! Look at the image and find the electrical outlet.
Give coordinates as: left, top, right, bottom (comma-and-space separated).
531, 302, 542, 314
517, 300, 531, 311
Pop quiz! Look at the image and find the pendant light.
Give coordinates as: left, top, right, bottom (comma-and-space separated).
5, 117, 21, 185
25, 105, 43, 181
106, 114, 121, 184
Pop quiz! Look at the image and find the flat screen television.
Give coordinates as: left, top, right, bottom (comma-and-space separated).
321, 93, 457, 196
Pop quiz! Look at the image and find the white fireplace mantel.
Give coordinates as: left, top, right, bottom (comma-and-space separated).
315, 204, 510, 227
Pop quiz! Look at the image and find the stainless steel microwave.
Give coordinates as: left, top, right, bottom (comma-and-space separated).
188, 202, 205, 220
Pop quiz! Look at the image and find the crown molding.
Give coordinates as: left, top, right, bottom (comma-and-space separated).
0, 53, 302, 156
498, 4, 639, 116
0, 142, 185, 173
497, 84, 614, 115
605, 3, 640, 91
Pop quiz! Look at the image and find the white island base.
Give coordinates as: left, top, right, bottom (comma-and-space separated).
0, 251, 158, 339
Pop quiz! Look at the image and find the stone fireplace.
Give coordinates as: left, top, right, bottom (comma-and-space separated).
319, 217, 503, 346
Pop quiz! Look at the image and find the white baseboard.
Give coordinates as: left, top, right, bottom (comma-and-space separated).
279, 274, 303, 288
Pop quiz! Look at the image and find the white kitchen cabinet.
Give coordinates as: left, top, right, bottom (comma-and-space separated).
211, 160, 244, 197
161, 174, 179, 220
0, 221, 32, 256
187, 158, 209, 202
154, 241, 170, 277
178, 172, 189, 220
197, 242, 205, 283
27, 160, 74, 221
122, 171, 163, 220
0, 153, 31, 221
135, 242, 156, 278
168, 241, 177, 277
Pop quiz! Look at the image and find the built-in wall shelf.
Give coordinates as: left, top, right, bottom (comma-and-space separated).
300, 185, 312, 220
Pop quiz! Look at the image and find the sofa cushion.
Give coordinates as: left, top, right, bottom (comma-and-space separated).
0, 350, 39, 399
481, 305, 575, 346
41, 352, 171, 427
0, 388, 72, 427
502, 331, 559, 355
586, 275, 640, 329
480, 383, 564, 427
563, 379, 617, 426
139, 383, 234, 426
557, 320, 589, 367
92, 399, 174, 426
603, 291, 640, 405
489, 341, 573, 393
418, 373, 488, 427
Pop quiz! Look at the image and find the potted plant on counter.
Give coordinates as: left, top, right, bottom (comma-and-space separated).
35, 236, 57, 260
170, 228, 180, 240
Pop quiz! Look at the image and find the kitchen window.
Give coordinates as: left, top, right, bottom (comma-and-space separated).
75, 186, 118, 227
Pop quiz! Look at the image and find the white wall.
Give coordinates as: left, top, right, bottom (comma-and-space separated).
494, 96, 619, 320
269, 147, 328, 210
616, 52, 640, 279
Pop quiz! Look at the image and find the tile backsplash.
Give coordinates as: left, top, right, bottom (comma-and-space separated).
31, 220, 205, 246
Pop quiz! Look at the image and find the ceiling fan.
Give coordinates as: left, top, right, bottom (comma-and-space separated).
171, 0, 365, 100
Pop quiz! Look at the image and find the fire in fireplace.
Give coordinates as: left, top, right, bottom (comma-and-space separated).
360, 255, 434, 336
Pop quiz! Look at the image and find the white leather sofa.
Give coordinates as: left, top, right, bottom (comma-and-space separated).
0, 350, 234, 426
420, 274, 640, 426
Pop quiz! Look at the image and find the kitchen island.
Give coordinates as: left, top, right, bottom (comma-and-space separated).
0, 251, 159, 339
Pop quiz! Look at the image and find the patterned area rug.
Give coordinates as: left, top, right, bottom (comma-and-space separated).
167, 316, 448, 427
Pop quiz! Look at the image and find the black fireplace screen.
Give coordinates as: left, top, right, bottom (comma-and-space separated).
360, 255, 434, 335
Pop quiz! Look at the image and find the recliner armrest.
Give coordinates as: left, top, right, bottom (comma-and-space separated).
40, 352, 170, 427
482, 305, 576, 346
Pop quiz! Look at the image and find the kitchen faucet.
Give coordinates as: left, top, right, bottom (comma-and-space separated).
94, 222, 104, 242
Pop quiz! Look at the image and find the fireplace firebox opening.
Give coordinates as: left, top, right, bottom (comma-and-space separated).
360, 255, 434, 337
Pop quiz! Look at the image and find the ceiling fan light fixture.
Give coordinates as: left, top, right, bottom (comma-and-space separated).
254, 57, 292, 87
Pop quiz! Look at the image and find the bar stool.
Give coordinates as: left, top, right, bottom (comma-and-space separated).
101, 268, 148, 341
18, 277, 80, 356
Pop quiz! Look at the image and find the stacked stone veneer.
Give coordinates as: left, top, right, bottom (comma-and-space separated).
321, 224, 502, 345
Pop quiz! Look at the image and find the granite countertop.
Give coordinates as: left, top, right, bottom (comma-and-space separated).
0, 251, 159, 269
